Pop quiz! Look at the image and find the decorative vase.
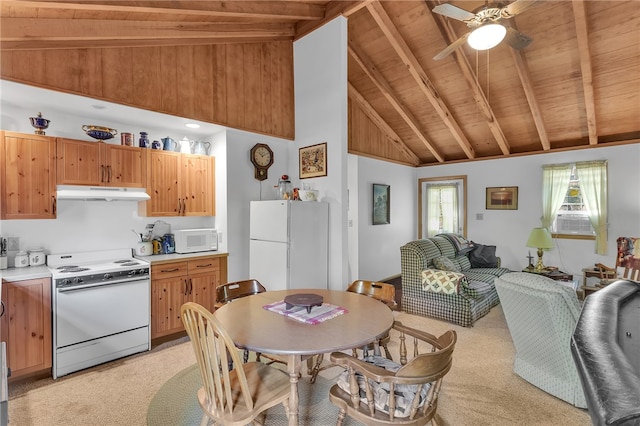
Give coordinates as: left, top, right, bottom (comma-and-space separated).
29, 112, 50, 135
139, 132, 150, 148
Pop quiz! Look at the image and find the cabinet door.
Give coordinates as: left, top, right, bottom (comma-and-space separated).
143, 150, 181, 216
103, 144, 144, 187
2, 132, 57, 219
150, 276, 190, 339
189, 274, 218, 312
188, 257, 221, 310
181, 154, 214, 216
56, 137, 102, 185
1, 278, 52, 380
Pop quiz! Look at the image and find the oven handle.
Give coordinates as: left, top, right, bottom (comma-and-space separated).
57, 277, 149, 293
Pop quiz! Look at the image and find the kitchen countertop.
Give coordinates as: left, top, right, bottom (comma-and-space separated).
0, 266, 52, 282
0, 252, 228, 281
135, 250, 227, 264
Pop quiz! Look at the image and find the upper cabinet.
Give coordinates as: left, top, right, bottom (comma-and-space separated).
1, 131, 57, 219
57, 138, 144, 187
139, 150, 215, 217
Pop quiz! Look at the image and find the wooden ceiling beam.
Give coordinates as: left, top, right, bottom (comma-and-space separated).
348, 82, 421, 166
295, 1, 368, 40
1, 1, 325, 21
510, 46, 551, 151
572, 0, 598, 145
429, 2, 511, 156
366, 1, 475, 159
349, 41, 444, 163
0, 18, 294, 50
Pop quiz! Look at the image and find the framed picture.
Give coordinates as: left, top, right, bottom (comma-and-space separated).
373, 184, 390, 225
486, 186, 518, 210
299, 142, 327, 179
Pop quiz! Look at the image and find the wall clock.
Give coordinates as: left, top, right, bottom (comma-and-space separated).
250, 143, 274, 181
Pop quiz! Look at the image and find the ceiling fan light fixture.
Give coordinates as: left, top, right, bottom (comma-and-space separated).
467, 24, 507, 50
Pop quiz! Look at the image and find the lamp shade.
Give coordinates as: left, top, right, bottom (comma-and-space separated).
526, 228, 554, 249
467, 24, 507, 50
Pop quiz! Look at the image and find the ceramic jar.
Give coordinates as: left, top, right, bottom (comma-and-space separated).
28, 248, 45, 266
15, 251, 29, 268
139, 132, 150, 148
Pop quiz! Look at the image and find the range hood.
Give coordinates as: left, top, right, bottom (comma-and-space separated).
56, 185, 151, 201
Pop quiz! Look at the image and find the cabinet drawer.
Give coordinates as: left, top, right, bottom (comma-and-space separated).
188, 257, 220, 275
152, 261, 188, 280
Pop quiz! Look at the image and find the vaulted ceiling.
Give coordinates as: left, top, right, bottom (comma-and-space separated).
1, 0, 639, 167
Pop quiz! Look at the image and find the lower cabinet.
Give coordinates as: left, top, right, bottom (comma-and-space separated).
150, 255, 227, 340
1, 278, 52, 381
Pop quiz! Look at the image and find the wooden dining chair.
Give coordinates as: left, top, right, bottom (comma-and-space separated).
597, 237, 640, 286
215, 279, 286, 366
181, 302, 290, 426
329, 322, 457, 426
308, 280, 397, 383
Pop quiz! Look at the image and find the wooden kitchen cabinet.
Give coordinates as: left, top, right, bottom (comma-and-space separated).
1, 131, 57, 219
140, 150, 215, 217
56, 137, 144, 187
150, 255, 227, 340
181, 154, 215, 216
1, 278, 52, 381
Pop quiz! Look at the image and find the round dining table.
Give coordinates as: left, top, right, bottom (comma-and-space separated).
214, 288, 394, 426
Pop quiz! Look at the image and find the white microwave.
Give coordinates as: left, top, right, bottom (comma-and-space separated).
174, 228, 218, 254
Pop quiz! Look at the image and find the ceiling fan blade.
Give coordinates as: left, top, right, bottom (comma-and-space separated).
433, 32, 471, 61
501, 0, 540, 18
504, 26, 532, 50
432, 3, 475, 22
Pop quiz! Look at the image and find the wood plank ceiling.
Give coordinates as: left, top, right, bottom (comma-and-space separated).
1, 0, 639, 167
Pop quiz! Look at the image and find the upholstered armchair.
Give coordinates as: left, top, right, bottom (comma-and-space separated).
494, 272, 587, 408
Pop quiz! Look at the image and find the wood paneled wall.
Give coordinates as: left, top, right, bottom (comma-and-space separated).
1, 42, 295, 140
348, 100, 412, 166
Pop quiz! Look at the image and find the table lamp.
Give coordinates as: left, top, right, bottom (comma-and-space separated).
526, 228, 554, 272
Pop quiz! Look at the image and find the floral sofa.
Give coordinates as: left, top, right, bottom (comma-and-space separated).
400, 235, 510, 327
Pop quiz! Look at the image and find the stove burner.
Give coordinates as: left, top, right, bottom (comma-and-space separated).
114, 259, 133, 264
57, 265, 79, 269
119, 261, 140, 266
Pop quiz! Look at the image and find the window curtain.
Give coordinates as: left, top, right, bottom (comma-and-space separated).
426, 184, 458, 237
541, 164, 572, 230
576, 160, 608, 254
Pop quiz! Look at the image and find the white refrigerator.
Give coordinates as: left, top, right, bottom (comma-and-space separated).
249, 200, 329, 291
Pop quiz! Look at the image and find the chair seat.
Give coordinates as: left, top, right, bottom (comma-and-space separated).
198, 362, 290, 426
335, 356, 431, 419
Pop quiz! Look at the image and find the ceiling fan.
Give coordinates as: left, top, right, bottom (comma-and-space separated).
432, 0, 539, 60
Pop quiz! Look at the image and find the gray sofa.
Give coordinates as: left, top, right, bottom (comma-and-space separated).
400, 236, 510, 327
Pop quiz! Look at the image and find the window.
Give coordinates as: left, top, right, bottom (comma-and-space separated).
418, 176, 466, 238
552, 165, 594, 236
542, 161, 608, 254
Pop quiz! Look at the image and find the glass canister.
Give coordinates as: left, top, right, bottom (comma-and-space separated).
278, 175, 293, 200
15, 251, 29, 268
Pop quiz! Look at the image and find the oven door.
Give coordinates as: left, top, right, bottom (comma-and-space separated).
55, 278, 150, 348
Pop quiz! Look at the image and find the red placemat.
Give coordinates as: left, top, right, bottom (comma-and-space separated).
263, 300, 347, 325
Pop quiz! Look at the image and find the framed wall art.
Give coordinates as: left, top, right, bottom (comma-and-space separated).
373, 184, 390, 225
486, 186, 518, 210
299, 142, 327, 179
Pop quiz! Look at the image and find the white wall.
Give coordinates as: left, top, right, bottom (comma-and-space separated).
354, 155, 415, 281
224, 129, 293, 282
414, 144, 640, 284
293, 17, 349, 290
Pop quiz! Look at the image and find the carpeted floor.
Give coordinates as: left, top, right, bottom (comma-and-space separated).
147, 364, 364, 426
9, 306, 590, 425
